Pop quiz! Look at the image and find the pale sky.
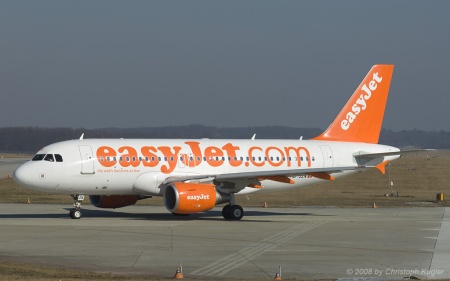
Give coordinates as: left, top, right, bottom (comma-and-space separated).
1, 1, 449, 131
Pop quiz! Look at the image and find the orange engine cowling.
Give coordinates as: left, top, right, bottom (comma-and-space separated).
89, 195, 141, 208
164, 182, 230, 214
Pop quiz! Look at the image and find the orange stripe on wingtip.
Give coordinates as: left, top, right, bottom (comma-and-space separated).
313, 65, 394, 144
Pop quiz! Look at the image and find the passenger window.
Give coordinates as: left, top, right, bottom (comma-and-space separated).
44, 154, 55, 162
55, 154, 63, 162
32, 154, 46, 161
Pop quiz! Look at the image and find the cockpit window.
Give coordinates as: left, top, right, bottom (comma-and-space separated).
32, 153, 63, 162
32, 154, 46, 161
44, 154, 55, 162
55, 154, 63, 162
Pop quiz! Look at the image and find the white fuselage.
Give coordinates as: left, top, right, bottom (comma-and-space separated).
13, 138, 400, 196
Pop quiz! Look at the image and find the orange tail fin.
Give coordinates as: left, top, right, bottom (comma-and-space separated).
313, 64, 394, 143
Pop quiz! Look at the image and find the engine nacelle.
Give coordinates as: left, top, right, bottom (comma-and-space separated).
89, 195, 141, 208
163, 182, 231, 214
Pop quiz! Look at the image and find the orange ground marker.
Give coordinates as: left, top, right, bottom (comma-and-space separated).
173, 267, 183, 279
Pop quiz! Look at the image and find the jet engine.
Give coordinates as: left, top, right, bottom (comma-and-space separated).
163, 182, 231, 214
89, 195, 141, 208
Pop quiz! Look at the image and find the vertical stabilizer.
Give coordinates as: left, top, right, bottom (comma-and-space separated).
313, 65, 394, 143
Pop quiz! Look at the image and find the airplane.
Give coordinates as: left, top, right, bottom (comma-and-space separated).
14, 64, 401, 220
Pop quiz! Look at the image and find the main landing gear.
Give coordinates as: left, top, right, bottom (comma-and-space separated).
222, 204, 244, 220
221, 194, 244, 220
69, 194, 84, 219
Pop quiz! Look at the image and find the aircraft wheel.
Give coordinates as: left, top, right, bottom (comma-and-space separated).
69, 209, 82, 219
222, 204, 231, 219
229, 205, 244, 220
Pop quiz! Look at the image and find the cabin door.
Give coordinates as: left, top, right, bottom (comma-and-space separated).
79, 145, 95, 174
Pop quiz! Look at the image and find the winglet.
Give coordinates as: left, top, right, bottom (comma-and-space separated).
313, 65, 394, 143
375, 160, 389, 174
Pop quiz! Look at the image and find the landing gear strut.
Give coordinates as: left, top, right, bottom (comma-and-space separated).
69, 194, 84, 219
222, 194, 244, 220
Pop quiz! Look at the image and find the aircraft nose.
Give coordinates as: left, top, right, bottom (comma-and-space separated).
13, 163, 32, 186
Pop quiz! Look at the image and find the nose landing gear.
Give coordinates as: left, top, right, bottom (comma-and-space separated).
69, 194, 84, 219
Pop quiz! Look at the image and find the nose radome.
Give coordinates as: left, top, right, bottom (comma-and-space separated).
13, 163, 31, 186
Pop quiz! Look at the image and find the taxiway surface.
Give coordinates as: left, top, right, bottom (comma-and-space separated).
0, 203, 448, 280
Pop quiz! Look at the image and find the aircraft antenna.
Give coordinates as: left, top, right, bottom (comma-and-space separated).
79, 133, 84, 140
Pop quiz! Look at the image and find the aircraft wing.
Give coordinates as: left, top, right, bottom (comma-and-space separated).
162, 166, 358, 193
163, 149, 433, 192
352, 149, 435, 175
214, 167, 356, 181
353, 149, 435, 158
